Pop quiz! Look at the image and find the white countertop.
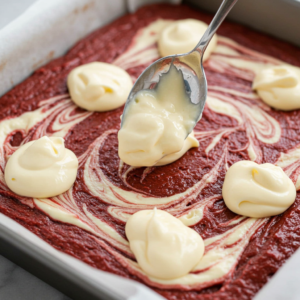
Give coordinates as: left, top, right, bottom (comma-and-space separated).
0, 253, 70, 299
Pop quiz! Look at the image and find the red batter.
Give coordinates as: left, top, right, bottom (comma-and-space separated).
1, 4, 300, 300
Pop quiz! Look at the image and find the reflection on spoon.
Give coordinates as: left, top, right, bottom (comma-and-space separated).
118, 65, 199, 167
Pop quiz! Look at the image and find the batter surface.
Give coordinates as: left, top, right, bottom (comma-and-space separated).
1, 4, 300, 300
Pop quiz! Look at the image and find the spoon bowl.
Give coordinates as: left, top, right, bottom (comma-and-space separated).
121, 0, 238, 133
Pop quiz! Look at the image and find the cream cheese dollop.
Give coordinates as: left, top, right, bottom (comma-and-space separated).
158, 19, 218, 61
125, 208, 204, 280
253, 65, 300, 111
118, 64, 199, 167
5, 136, 78, 198
67, 62, 133, 112
222, 161, 296, 218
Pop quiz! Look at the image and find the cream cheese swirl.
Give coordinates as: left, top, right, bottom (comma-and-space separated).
5, 136, 78, 198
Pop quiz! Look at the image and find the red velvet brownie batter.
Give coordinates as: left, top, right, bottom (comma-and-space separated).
1, 4, 300, 300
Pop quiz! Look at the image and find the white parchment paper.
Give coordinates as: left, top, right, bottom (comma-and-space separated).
0, 0, 180, 97
0, 0, 300, 299
0, 0, 127, 97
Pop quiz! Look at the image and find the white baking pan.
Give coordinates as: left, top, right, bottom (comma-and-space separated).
0, 0, 300, 299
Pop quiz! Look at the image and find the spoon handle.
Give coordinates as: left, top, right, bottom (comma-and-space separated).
195, 0, 238, 56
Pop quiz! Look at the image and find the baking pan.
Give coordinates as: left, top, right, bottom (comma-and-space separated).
188, 0, 300, 47
0, 0, 300, 299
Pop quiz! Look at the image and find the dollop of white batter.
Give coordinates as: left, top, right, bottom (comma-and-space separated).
5, 136, 78, 198
68, 62, 133, 112
222, 160, 296, 218
125, 208, 204, 279
158, 19, 218, 61
253, 65, 300, 111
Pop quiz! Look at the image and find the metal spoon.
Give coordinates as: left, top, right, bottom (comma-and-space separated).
121, 0, 238, 132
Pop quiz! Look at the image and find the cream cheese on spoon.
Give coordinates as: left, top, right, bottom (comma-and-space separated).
118, 64, 199, 167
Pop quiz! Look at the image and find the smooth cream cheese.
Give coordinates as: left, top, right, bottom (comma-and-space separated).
5, 136, 78, 198
125, 208, 204, 280
68, 62, 133, 112
158, 19, 218, 61
118, 64, 199, 167
222, 161, 296, 218
253, 65, 300, 111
